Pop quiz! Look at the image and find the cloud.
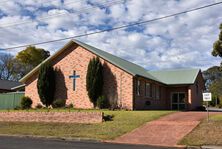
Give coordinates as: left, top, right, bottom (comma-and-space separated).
0, 0, 221, 71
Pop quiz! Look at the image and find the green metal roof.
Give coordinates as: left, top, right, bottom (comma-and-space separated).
20, 39, 200, 85
73, 39, 159, 81
148, 68, 200, 85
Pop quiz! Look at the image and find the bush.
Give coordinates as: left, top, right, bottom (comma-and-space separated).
195, 106, 206, 111
209, 95, 220, 107
35, 103, 43, 109
66, 103, 74, 109
52, 99, 66, 108
14, 106, 21, 110
97, 96, 109, 109
21, 96, 33, 109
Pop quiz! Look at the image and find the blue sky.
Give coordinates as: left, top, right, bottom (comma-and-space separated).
0, 0, 221, 70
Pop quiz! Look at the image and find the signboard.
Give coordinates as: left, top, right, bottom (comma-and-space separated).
203, 93, 212, 101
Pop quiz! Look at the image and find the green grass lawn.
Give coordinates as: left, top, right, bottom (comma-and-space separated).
180, 114, 222, 146
0, 110, 173, 140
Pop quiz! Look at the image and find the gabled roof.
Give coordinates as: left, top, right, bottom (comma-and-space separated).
20, 39, 159, 83
20, 39, 200, 85
73, 40, 159, 81
148, 68, 200, 85
0, 80, 23, 90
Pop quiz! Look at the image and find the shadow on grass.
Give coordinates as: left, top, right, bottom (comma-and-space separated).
103, 114, 114, 121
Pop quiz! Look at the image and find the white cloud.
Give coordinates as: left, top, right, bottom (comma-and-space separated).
0, 0, 221, 71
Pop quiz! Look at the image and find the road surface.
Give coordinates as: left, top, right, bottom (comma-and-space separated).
0, 136, 178, 149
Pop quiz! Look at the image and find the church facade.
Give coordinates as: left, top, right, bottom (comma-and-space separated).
20, 40, 205, 110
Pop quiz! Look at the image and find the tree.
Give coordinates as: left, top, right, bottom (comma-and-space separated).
0, 53, 19, 81
37, 62, 55, 107
212, 23, 222, 68
86, 57, 103, 107
202, 66, 222, 90
203, 65, 222, 107
209, 79, 222, 97
16, 46, 50, 75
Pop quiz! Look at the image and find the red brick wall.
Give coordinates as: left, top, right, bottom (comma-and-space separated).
25, 43, 133, 110
133, 77, 191, 110
133, 77, 167, 110
188, 71, 205, 110
133, 71, 205, 110
0, 112, 103, 123
166, 86, 188, 110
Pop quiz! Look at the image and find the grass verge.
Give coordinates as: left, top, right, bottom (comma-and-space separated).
180, 114, 222, 146
0, 110, 173, 140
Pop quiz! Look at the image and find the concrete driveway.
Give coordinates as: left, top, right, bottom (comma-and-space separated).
111, 112, 220, 147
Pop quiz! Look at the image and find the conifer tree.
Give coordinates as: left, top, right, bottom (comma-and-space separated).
37, 62, 55, 107
86, 57, 103, 107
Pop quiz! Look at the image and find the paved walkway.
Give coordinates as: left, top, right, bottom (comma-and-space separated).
111, 112, 219, 147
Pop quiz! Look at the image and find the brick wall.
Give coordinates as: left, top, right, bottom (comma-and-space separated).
133, 77, 167, 110
0, 112, 103, 123
166, 86, 188, 110
25, 43, 133, 110
188, 71, 205, 110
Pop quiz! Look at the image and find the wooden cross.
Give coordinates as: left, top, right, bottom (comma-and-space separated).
69, 71, 80, 91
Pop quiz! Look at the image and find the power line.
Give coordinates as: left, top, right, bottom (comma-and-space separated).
0, 0, 126, 29
3, 1, 222, 50
0, 0, 80, 6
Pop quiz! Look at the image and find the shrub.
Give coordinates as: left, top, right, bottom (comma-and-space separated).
97, 96, 109, 109
209, 95, 220, 107
21, 96, 33, 109
195, 106, 206, 111
52, 99, 66, 108
35, 103, 43, 109
14, 106, 21, 110
66, 103, 74, 109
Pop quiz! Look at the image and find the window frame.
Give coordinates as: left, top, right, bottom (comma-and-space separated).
136, 79, 141, 96
155, 85, 160, 99
145, 82, 151, 97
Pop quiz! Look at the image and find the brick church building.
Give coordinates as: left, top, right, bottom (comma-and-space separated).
20, 39, 205, 110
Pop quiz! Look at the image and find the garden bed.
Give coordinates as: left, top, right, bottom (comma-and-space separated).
0, 111, 103, 124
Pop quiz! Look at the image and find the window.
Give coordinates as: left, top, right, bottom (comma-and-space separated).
156, 86, 160, 99
145, 83, 151, 97
136, 80, 141, 96
171, 92, 186, 110
196, 82, 199, 95
152, 84, 156, 98
150, 84, 152, 97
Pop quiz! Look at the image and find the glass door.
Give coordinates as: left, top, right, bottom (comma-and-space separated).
171, 93, 186, 110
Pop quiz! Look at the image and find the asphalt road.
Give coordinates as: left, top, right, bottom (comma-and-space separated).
0, 136, 177, 149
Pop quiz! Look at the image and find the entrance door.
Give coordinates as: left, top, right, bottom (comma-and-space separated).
171, 93, 186, 110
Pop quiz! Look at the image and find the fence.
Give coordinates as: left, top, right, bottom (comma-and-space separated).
0, 92, 24, 110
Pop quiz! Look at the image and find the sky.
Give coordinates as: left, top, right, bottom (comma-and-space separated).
0, 0, 221, 71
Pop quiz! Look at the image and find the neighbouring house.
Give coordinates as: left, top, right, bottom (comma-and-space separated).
0, 79, 24, 93
20, 40, 205, 110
